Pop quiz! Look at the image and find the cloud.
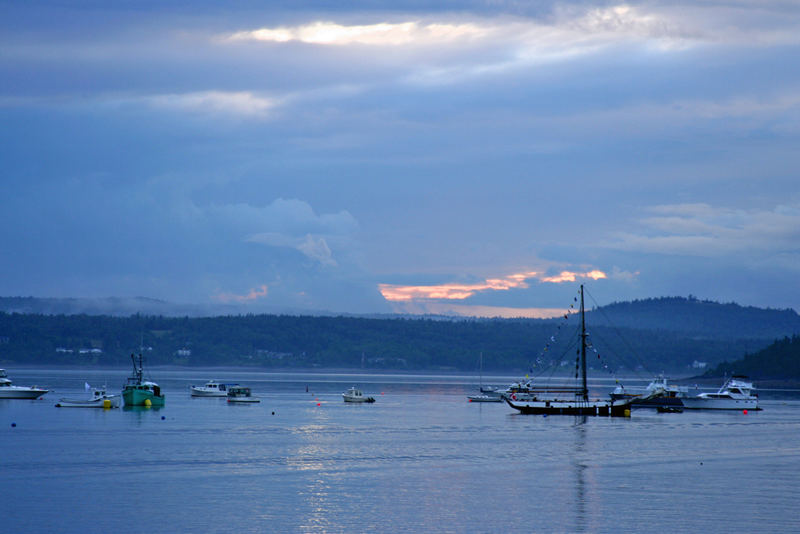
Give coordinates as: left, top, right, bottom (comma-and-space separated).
540, 270, 607, 283
222, 6, 694, 52
604, 202, 800, 260
379, 269, 608, 302
213, 284, 268, 303
208, 198, 358, 239
145, 91, 279, 117
212, 3, 800, 97
248, 232, 339, 267
226, 21, 489, 46
387, 301, 569, 319
181, 197, 361, 304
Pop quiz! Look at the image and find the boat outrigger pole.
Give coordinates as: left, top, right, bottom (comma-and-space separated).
580, 284, 588, 401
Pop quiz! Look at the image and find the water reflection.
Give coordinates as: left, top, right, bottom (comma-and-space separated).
573, 416, 589, 533
288, 411, 336, 532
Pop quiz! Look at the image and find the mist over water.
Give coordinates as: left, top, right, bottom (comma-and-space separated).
3, 369, 799, 532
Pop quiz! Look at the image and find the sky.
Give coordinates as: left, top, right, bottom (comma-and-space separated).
2, 0, 799, 317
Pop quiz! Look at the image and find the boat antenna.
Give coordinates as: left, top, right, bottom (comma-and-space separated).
580, 284, 588, 401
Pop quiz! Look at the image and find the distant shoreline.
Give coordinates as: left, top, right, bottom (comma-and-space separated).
7, 364, 800, 387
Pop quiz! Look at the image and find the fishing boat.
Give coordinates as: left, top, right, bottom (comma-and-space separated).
610, 376, 688, 409
681, 376, 759, 410
343, 387, 375, 403
122, 353, 165, 407
190, 380, 230, 397
0, 369, 49, 399
56, 384, 119, 408
504, 285, 640, 417
227, 386, 260, 403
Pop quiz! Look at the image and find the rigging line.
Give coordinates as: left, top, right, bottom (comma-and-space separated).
526, 319, 569, 380
583, 287, 655, 378
584, 327, 651, 380
533, 322, 581, 386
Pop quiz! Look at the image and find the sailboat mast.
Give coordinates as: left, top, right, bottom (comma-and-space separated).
479, 352, 483, 388
580, 284, 588, 401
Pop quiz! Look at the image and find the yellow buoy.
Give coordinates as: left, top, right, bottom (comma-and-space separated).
624, 409, 631, 417
144, 398, 152, 407
103, 399, 111, 409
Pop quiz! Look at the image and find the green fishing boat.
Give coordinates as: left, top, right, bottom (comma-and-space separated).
122, 353, 165, 407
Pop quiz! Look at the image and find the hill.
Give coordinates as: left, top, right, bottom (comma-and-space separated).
0, 295, 799, 375
587, 296, 800, 339
0, 296, 308, 317
705, 335, 800, 380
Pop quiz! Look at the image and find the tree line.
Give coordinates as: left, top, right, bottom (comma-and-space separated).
1, 308, 796, 376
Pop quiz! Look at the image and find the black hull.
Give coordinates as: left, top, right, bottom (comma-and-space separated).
504, 396, 632, 417
634, 397, 683, 408
610, 394, 685, 408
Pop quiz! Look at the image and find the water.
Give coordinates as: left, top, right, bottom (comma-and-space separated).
3, 368, 800, 532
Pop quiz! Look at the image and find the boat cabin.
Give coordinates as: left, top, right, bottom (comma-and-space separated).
227, 386, 252, 397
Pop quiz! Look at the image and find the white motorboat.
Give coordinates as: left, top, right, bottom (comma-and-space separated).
56, 384, 119, 408
468, 394, 503, 403
681, 376, 759, 410
190, 380, 231, 397
227, 386, 260, 403
343, 387, 375, 403
0, 369, 48, 399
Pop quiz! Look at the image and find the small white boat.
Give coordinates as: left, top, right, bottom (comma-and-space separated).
468, 394, 503, 403
343, 387, 375, 403
56, 384, 119, 408
0, 369, 48, 399
467, 352, 503, 402
190, 380, 230, 397
681, 376, 759, 410
227, 386, 260, 403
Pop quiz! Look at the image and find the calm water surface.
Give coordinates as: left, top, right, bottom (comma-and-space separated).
3, 368, 800, 533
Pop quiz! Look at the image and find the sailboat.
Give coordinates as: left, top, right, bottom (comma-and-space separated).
122, 353, 165, 407
504, 285, 640, 417
468, 352, 502, 402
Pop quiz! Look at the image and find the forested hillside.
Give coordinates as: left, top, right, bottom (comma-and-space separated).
589, 296, 800, 338
707, 335, 800, 379
1, 295, 799, 375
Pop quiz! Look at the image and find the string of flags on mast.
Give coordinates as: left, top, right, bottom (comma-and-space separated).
529, 288, 620, 382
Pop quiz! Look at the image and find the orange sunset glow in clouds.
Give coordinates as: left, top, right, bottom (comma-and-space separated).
379, 269, 607, 302
213, 284, 268, 303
